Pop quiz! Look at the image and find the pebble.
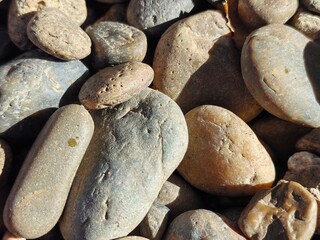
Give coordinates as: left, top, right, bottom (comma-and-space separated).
153, 10, 261, 121
164, 209, 246, 240
241, 24, 320, 127
27, 8, 91, 61
296, 128, 320, 154
238, 0, 299, 30
79, 62, 154, 109
60, 88, 188, 240
238, 180, 317, 240
290, 8, 320, 39
0, 139, 12, 188
3, 104, 94, 239
178, 105, 275, 196
302, 0, 320, 14
86, 21, 147, 69
8, 0, 87, 50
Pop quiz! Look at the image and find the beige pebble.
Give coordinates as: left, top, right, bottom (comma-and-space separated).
290, 8, 320, 39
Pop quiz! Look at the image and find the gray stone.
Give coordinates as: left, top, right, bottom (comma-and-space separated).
290, 8, 320, 39
3, 104, 94, 239
0, 139, 12, 188
60, 88, 188, 240
302, 0, 320, 14
0, 49, 89, 134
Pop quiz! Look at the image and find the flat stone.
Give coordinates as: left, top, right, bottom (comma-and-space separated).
79, 62, 153, 109
153, 10, 261, 121
0, 49, 89, 134
164, 209, 246, 240
296, 128, 320, 154
178, 105, 275, 196
86, 21, 147, 69
242, 24, 320, 127
302, 0, 320, 14
0, 139, 12, 188
60, 88, 188, 240
238, 180, 317, 240
3, 104, 94, 239
27, 8, 91, 61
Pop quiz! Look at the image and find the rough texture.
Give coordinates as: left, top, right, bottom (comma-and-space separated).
3, 104, 94, 239
238, 180, 317, 240
0, 49, 89, 134
0, 139, 12, 188
79, 62, 154, 109
290, 8, 320, 39
302, 0, 320, 14
178, 105, 275, 196
27, 8, 91, 60
8, 0, 87, 50
296, 128, 320, 154
164, 209, 246, 240
60, 88, 188, 240
153, 10, 261, 121
242, 24, 320, 127
86, 21, 147, 69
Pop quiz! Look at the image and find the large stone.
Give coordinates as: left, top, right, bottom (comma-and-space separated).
60, 88, 188, 240
241, 24, 320, 127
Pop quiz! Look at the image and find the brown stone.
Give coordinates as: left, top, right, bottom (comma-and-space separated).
296, 127, 320, 155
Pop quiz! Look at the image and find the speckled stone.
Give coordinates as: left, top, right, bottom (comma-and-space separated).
296, 128, 320, 154
60, 88, 188, 240
27, 8, 91, 60
3, 104, 94, 239
86, 21, 147, 69
242, 24, 320, 127
302, 0, 320, 14
0, 49, 89, 134
290, 8, 320, 39
0, 139, 12, 188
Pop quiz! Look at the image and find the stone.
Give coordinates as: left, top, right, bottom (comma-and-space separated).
0, 49, 89, 134
8, 0, 87, 50
127, 0, 199, 36
153, 10, 261, 121
296, 128, 320, 154
238, 0, 299, 30
86, 21, 147, 69
178, 105, 275, 196
3, 104, 94, 239
290, 8, 320, 39
238, 180, 317, 240
2, 232, 26, 240
164, 209, 246, 240
60, 88, 188, 240
241, 24, 320, 127
0, 139, 12, 188
79, 62, 154, 109
302, 0, 320, 14
95, 4, 127, 24
27, 8, 91, 61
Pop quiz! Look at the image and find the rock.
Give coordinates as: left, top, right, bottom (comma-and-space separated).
164, 209, 246, 240
153, 10, 261, 121
8, 0, 87, 50
290, 8, 320, 39
238, 180, 317, 240
238, 0, 298, 30
241, 24, 320, 127
27, 8, 91, 61
86, 21, 147, 69
178, 105, 275, 196
79, 62, 153, 109
0, 49, 89, 134
2, 231, 25, 240
0, 139, 12, 188
60, 88, 188, 240
302, 0, 320, 14
95, 3, 128, 24
3, 104, 94, 239
296, 128, 320, 154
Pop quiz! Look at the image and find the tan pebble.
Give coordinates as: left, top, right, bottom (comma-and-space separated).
0, 139, 12, 188
290, 8, 320, 39
2, 231, 25, 240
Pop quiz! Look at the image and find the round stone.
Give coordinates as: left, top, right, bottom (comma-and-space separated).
302, 0, 320, 14
290, 8, 320, 39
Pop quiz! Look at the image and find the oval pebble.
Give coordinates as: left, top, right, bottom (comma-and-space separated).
27, 8, 91, 61
3, 104, 94, 239
290, 8, 320, 39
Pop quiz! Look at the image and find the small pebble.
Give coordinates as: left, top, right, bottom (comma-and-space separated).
302, 0, 320, 14
296, 127, 320, 154
290, 8, 320, 39
0, 139, 12, 188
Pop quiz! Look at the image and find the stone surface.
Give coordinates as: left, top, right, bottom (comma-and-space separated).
27, 8, 91, 61
0, 139, 12, 188
238, 0, 299, 30
153, 10, 261, 121
290, 8, 320, 39
164, 209, 246, 240
8, 0, 87, 50
79, 62, 154, 109
302, 0, 320, 14
296, 128, 320, 154
238, 180, 317, 240
3, 104, 94, 239
178, 105, 275, 196
242, 24, 320, 127
86, 21, 147, 69
0, 49, 89, 134
60, 88, 188, 240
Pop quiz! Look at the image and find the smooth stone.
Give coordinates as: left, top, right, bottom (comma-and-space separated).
0, 49, 89, 134
95, 4, 127, 24
153, 10, 261, 121
8, 0, 87, 50
238, 180, 317, 240
164, 209, 246, 240
60, 88, 188, 240
27, 8, 91, 61
86, 21, 147, 69
0, 139, 12, 188
3, 104, 94, 239
290, 8, 320, 39
79, 62, 153, 109
2, 232, 26, 240
296, 128, 320, 154
242, 24, 320, 127
302, 0, 320, 14
238, 0, 298, 30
